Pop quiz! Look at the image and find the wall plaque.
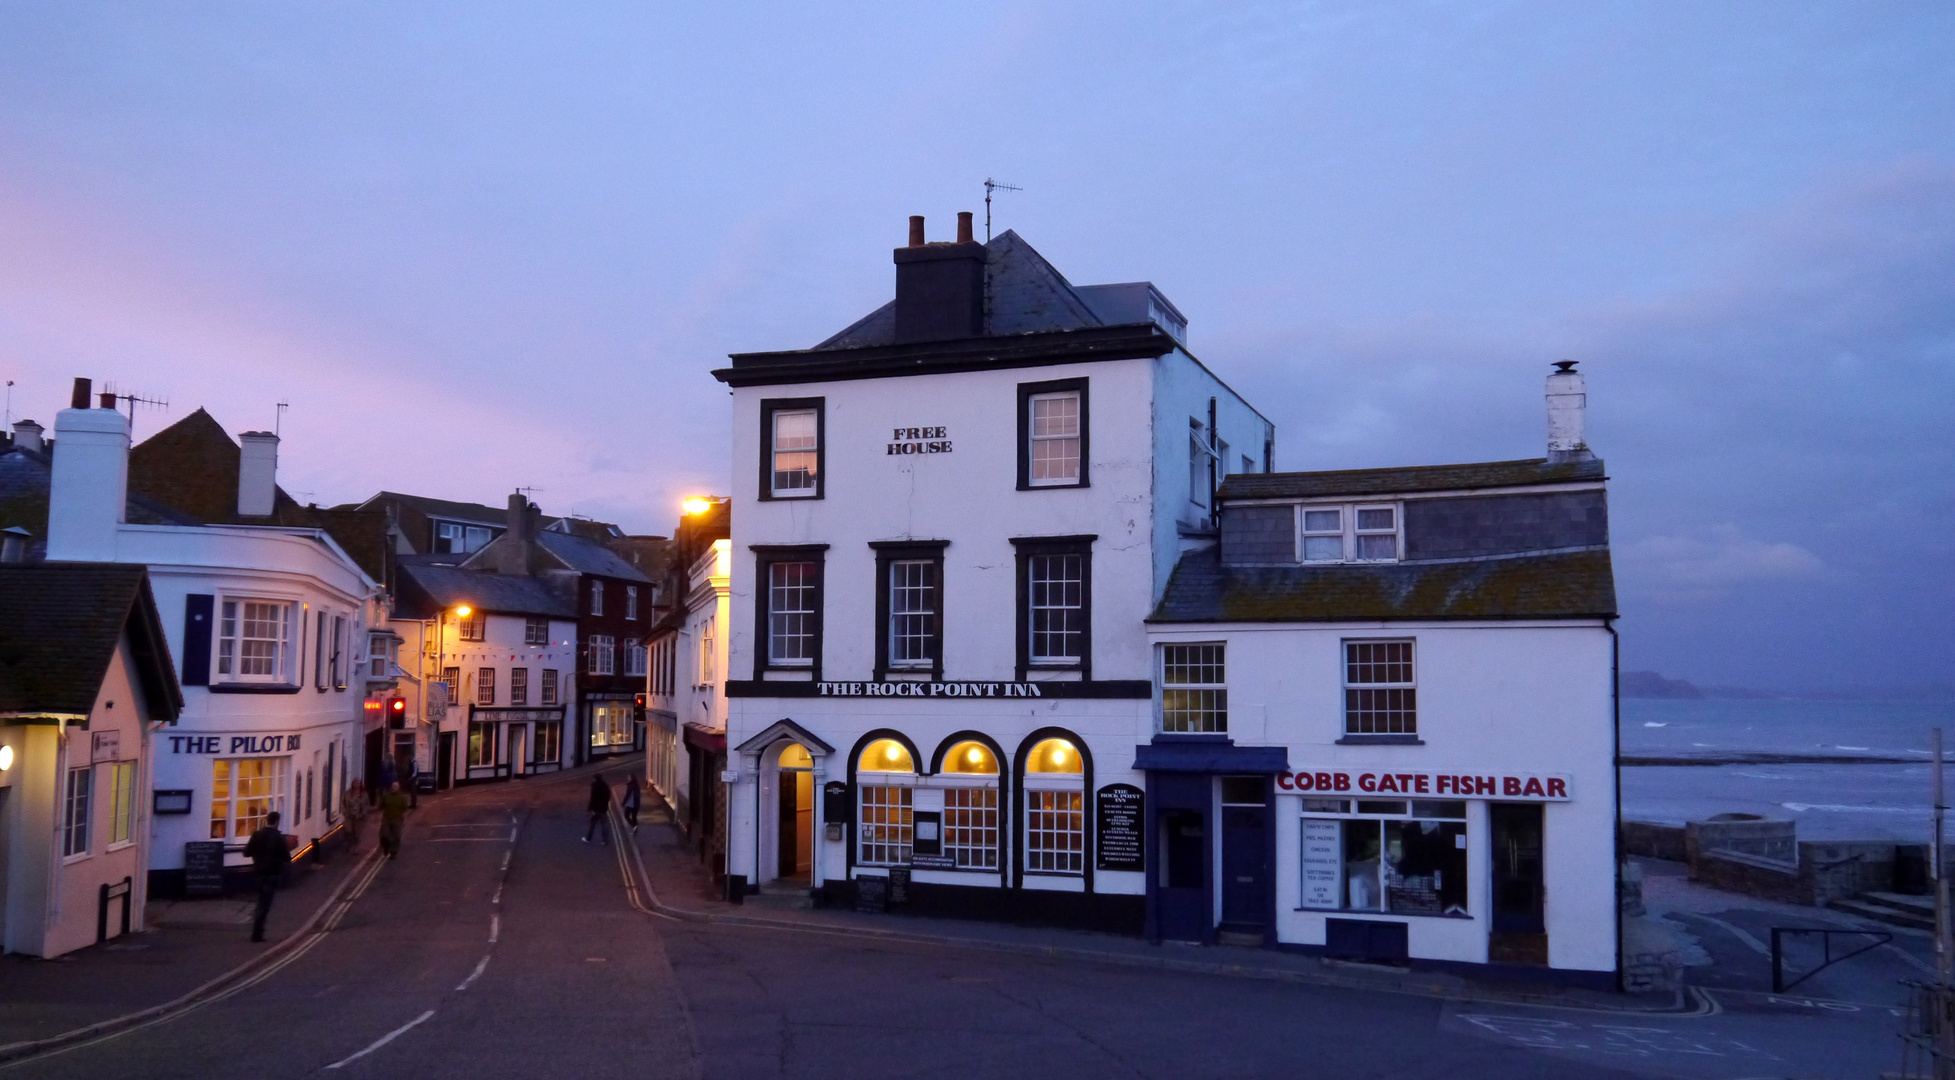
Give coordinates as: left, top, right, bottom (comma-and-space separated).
91, 730, 121, 763
1095, 783, 1145, 871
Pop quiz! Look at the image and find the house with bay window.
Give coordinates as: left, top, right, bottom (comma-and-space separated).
39, 382, 388, 897
711, 214, 1270, 923
1143, 363, 1616, 981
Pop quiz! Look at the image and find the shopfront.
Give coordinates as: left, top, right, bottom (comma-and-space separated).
463, 705, 566, 782
585, 693, 642, 760
151, 724, 353, 892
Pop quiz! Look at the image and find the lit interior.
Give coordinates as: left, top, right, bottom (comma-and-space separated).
942, 741, 998, 774
1025, 738, 1082, 774
858, 738, 914, 773
778, 743, 812, 769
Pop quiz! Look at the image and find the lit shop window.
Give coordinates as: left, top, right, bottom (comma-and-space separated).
857, 739, 915, 867
1299, 799, 1467, 915
217, 599, 292, 682
590, 702, 634, 748
468, 722, 497, 768
210, 758, 287, 840
1160, 643, 1227, 733
939, 742, 999, 870
1024, 738, 1084, 875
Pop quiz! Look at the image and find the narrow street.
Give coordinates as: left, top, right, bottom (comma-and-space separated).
6, 768, 1899, 1080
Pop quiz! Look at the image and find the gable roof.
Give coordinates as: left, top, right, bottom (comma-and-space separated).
1149, 546, 1617, 624
393, 562, 576, 621
1218, 458, 1606, 502
0, 562, 183, 721
342, 491, 510, 526
531, 530, 653, 582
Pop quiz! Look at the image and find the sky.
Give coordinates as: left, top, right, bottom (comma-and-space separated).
1, 2, 1950, 693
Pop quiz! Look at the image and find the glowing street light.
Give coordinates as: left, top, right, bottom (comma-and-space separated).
682, 497, 713, 515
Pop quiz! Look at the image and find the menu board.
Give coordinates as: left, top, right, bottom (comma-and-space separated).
1095, 784, 1145, 871
854, 874, 888, 912
184, 841, 226, 897
1301, 819, 1342, 909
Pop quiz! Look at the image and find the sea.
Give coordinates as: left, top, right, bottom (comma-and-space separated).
1621, 698, 1955, 842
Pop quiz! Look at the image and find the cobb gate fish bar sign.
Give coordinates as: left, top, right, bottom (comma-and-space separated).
1279, 769, 1571, 801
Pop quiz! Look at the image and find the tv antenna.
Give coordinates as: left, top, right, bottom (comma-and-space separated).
984, 178, 1022, 242
275, 401, 289, 437
102, 381, 169, 433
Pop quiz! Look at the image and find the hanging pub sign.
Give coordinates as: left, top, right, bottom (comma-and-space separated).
1278, 769, 1571, 801
1095, 784, 1145, 871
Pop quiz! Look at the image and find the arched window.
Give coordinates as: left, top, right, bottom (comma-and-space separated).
779, 743, 812, 769
1024, 738, 1085, 874
937, 740, 1000, 870
856, 738, 915, 867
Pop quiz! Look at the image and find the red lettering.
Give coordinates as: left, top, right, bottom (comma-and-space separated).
1277, 773, 1295, 791
1436, 775, 1451, 795
1358, 773, 1377, 793
1503, 776, 1522, 796
1401, 773, 1422, 794
1523, 777, 1546, 798
1547, 777, 1567, 799
1478, 776, 1496, 795
1333, 773, 1350, 791
1377, 773, 1399, 793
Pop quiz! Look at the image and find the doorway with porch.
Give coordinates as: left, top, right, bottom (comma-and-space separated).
774, 743, 814, 884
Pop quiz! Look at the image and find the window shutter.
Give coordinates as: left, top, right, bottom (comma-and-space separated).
181, 594, 214, 686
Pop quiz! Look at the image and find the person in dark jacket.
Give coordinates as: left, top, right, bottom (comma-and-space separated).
243, 811, 290, 943
583, 775, 612, 846
378, 782, 409, 859
621, 775, 642, 835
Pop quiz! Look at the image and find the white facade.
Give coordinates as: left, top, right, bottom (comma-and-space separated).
386, 610, 578, 785
47, 404, 381, 888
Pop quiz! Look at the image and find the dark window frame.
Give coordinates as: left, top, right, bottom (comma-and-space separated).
750, 544, 828, 680
1011, 534, 1096, 680
870, 540, 948, 680
1016, 378, 1090, 491
758, 397, 826, 501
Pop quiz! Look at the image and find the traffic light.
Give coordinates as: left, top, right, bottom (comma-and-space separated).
633, 693, 647, 722
388, 697, 406, 728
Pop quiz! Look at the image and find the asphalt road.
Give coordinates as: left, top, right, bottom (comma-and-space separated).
3, 767, 1905, 1080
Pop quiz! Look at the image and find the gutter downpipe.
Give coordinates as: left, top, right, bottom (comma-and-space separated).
1610, 619, 1624, 993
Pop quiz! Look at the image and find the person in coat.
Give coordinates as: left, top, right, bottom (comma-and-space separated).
378, 782, 409, 859
243, 811, 291, 943
621, 775, 642, 834
583, 775, 613, 846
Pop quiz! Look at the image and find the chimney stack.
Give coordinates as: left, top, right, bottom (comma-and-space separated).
1546, 361, 1592, 462
98, 391, 117, 410
1, 527, 30, 563
11, 420, 43, 454
45, 388, 130, 562
892, 211, 986, 344
237, 431, 279, 518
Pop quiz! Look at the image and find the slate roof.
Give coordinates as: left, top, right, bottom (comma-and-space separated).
339, 491, 509, 526
532, 531, 654, 582
0, 445, 197, 563
0, 562, 183, 721
1149, 546, 1617, 623
1218, 458, 1606, 501
393, 562, 576, 621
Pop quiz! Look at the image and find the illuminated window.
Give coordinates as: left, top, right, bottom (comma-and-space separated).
1026, 790, 1083, 873
210, 758, 286, 840
1026, 738, 1081, 775
941, 741, 997, 775
944, 788, 998, 869
109, 761, 136, 847
858, 785, 912, 866
468, 722, 496, 767
858, 739, 915, 773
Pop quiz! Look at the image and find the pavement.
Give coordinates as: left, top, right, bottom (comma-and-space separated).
0, 754, 1918, 1079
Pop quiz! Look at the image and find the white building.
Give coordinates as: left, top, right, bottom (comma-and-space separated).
1145, 362, 1616, 981
46, 386, 385, 894
645, 500, 730, 869
711, 216, 1270, 921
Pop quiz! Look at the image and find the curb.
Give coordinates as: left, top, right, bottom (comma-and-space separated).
0, 843, 385, 1066
608, 807, 1706, 1018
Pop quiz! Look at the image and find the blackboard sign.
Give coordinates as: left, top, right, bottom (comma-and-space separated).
854, 874, 889, 912
1096, 784, 1145, 871
887, 867, 911, 905
184, 841, 226, 896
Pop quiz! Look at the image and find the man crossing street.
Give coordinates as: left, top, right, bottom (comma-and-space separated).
244, 811, 291, 943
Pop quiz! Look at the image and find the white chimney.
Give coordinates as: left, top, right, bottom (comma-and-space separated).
1546, 361, 1591, 462
237, 431, 279, 518
11, 419, 43, 454
46, 397, 130, 562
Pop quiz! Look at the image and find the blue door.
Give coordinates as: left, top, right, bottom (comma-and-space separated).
1220, 806, 1268, 928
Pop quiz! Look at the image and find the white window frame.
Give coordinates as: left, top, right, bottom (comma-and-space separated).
541, 668, 559, 705
1026, 390, 1082, 486
589, 635, 616, 676
939, 783, 999, 870
1296, 502, 1403, 564
476, 667, 496, 706
624, 639, 647, 677
1023, 780, 1085, 876
886, 559, 937, 670
1160, 642, 1227, 734
625, 586, 639, 621
510, 667, 529, 705
770, 408, 821, 497
857, 781, 914, 867
524, 618, 549, 646
216, 598, 295, 684
591, 581, 604, 617
62, 765, 92, 859
210, 757, 288, 841
766, 563, 816, 667
1027, 553, 1085, 665
1343, 638, 1417, 736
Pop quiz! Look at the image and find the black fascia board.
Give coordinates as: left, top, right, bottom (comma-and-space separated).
713, 324, 1177, 388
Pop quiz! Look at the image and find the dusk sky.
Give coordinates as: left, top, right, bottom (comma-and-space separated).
1, 4, 1949, 693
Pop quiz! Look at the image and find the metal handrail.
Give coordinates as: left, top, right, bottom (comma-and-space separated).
1769, 926, 1892, 994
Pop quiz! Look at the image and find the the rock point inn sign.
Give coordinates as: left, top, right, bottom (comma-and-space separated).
819, 680, 1044, 698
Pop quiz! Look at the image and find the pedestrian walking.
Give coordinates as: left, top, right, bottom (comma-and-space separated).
583, 775, 613, 845
407, 761, 420, 809
378, 781, 409, 859
621, 775, 642, 834
243, 811, 290, 943
343, 779, 368, 850
377, 757, 396, 804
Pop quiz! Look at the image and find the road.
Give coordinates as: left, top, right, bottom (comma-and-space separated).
5, 766, 1903, 1080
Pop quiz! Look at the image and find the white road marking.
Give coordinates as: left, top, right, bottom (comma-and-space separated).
325, 1009, 435, 1070
490, 882, 503, 906
500, 851, 511, 871
426, 838, 509, 842
1693, 914, 1771, 957
489, 914, 499, 943
455, 955, 491, 991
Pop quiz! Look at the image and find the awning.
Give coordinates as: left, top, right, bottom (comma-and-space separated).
683, 723, 726, 753
1133, 737, 1289, 774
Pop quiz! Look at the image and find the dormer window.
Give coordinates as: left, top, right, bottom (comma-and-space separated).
1299, 504, 1401, 563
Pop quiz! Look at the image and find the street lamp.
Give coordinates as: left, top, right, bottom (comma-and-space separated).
682, 497, 713, 515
